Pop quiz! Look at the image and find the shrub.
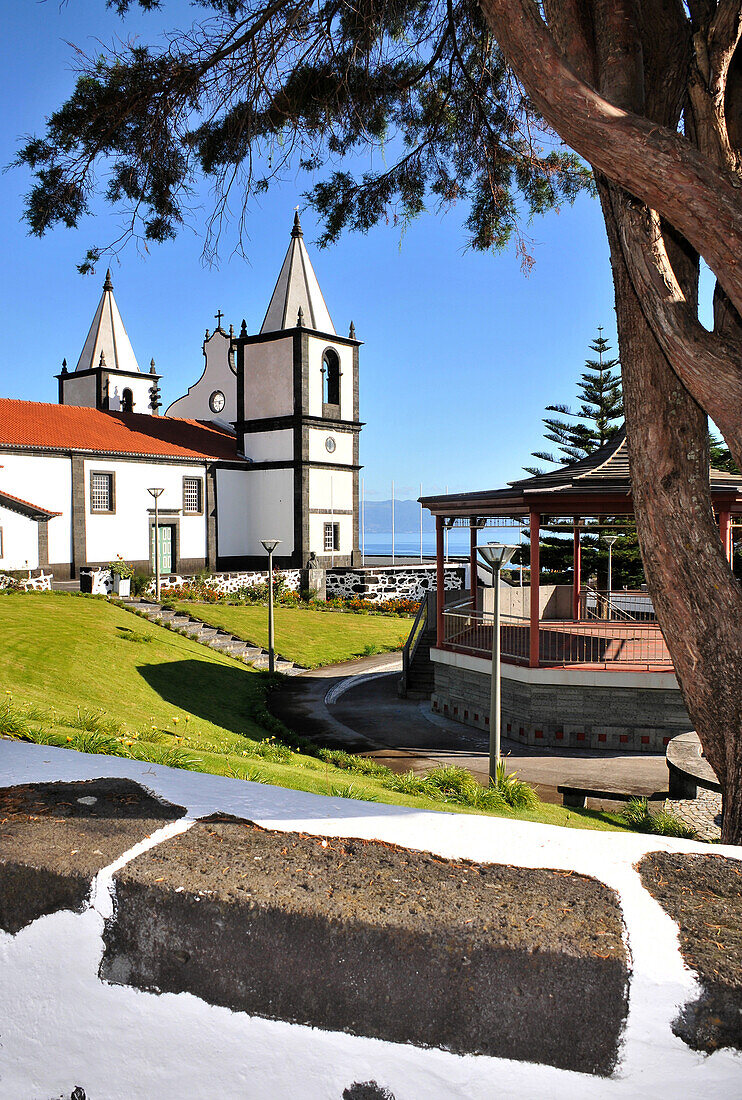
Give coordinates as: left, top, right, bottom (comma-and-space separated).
74, 731, 131, 757
425, 764, 482, 804
385, 770, 433, 797
316, 747, 392, 779
0, 700, 30, 738
66, 708, 122, 735
492, 760, 539, 810
108, 556, 134, 580
330, 783, 379, 801
131, 570, 153, 597
620, 797, 697, 839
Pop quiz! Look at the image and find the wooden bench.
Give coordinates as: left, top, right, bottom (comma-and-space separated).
557, 785, 667, 809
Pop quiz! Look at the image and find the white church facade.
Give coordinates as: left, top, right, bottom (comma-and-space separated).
0, 215, 362, 578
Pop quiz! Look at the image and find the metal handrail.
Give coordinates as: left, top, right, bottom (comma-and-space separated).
582, 585, 637, 622
400, 595, 429, 694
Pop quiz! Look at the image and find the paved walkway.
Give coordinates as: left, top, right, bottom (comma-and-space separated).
665, 790, 722, 841
272, 656, 669, 806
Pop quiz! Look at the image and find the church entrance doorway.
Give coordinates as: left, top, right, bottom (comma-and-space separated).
150, 524, 174, 574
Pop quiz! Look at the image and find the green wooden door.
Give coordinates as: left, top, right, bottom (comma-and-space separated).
150, 525, 173, 573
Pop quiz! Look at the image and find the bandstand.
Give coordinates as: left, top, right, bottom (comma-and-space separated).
420, 431, 742, 752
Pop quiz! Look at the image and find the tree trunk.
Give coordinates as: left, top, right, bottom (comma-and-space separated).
600, 178, 742, 844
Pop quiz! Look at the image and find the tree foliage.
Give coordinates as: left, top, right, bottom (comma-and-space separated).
14, 0, 591, 270
526, 327, 623, 474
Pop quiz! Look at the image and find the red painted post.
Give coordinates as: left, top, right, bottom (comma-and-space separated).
529, 511, 540, 667
436, 515, 445, 648
719, 510, 732, 563
572, 523, 581, 620
470, 522, 478, 613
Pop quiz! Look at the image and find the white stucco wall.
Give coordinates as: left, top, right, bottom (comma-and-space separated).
309, 467, 353, 512
243, 429, 293, 463
308, 427, 353, 465
307, 335, 354, 421
165, 330, 237, 428
0, 507, 39, 570
308, 512, 353, 557
0, 453, 72, 565
243, 337, 294, 420
104, 373, 154, 414
216, 467, 294, 558
83, 459, 207, 565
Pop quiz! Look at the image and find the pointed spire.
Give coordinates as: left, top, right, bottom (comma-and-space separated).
240, 318, 248, 337
99, 350, 106, 367
297, 306, 304, 328
150, 358, 156, 374
205, 328, 210, 341
229, 323, 234, 337
349, 321, 356, 340
260, 215, 335, 335
61, 358, 68, 374
75, 272, 140, 374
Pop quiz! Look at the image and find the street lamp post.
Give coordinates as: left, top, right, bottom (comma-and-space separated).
261, 539, 281, 672
478, 542, 517, 785
604, 534, 619, 620
147, 487, 164, 602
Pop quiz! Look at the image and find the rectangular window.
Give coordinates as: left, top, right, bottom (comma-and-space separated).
90, 471, 115, 513
183, 476, 204, 515
324, 522, 340, 551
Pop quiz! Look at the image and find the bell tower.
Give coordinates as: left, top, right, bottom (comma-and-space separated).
57, 269, 161, 415
233, 214, 362, 568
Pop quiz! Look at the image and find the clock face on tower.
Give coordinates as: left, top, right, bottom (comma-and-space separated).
325, 436, 336, 454
209, 390, 226, 413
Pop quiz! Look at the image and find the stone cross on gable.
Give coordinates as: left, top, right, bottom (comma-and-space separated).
214, 310, 224, 328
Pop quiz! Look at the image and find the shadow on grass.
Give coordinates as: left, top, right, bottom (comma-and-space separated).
137, 659, 267, 740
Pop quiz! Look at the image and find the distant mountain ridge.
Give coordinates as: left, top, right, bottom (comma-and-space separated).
362, 499, 436, 534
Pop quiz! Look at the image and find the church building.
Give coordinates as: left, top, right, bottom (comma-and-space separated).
0, 216, 362, 578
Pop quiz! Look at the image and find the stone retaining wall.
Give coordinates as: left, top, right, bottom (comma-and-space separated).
431, 656, 691, 753
153, 569, 303, 595
326, 563, 465, 602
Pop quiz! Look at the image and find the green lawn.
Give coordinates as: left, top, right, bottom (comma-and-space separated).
170, 600, 411, 668
0, 593, 628, 832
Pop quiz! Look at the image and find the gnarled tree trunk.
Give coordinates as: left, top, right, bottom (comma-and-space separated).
479, 0, 742, 842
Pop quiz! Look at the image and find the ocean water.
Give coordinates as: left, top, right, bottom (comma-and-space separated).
360, 530, 523, 559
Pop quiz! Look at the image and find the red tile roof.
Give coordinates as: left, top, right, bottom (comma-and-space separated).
0, 490, 62, 518
0, 400, 240, 462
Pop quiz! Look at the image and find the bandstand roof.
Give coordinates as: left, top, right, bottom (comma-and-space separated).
420, 429, 742, 519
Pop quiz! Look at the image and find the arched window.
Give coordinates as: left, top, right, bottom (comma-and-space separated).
121, 388, 134, 413
322, 349, 340, 407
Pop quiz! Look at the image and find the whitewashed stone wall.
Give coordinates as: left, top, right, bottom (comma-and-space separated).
326, 564, 465, 602
155, 570, 302, 595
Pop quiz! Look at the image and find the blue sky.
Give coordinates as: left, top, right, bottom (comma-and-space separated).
2, 1, 620, 501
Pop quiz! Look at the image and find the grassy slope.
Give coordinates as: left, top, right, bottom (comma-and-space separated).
171, 601, 410, 668
0, 593, 626, 832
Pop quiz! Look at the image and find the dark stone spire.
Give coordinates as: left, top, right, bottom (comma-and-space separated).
291, 210, 303, 238
349, 321, 356, 340
103, 268, 113, 292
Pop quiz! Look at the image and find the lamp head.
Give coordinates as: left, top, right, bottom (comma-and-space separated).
477, 542, 517, 568
147, 487, 164, 499
604, 534, 619, 547
261, 539, 281, 554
